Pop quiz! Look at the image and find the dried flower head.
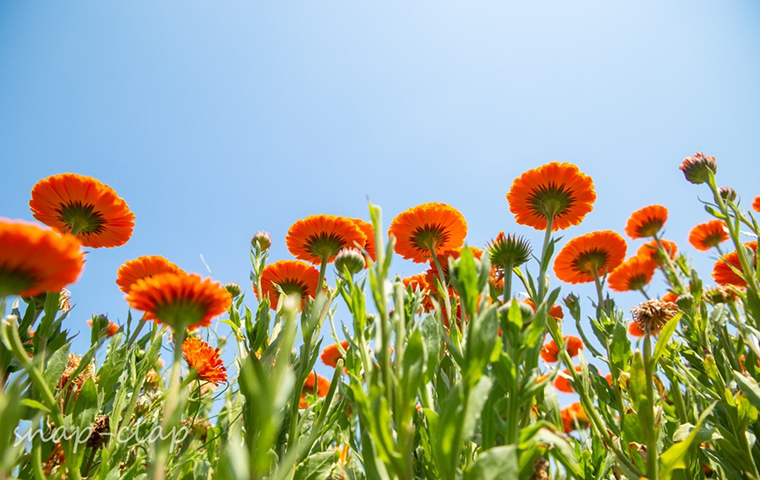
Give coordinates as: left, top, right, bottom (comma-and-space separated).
87, 415, 110, 449
704, 285, 739, 304
679, 152, 717, 185
58, 354, 98, 394
631, 299, 678, 335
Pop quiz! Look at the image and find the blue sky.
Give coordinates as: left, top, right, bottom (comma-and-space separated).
2, 1, 760, 381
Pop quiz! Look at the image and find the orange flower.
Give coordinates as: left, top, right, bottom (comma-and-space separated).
257, 260, 320, 310
321, 341, 349, 368
425, 247, 483, 285
553, 231, 627, 284
182, 336, 227, 386
300, 372, 330, 408
524, 298, 564, 320
29, 173, 135, 248
116, 256, 183, 295
624, 205, 668, 239
127, 272, 231, 331
637, 240, 678, 264
554, 366, 583, 393
540, 336, 583, 362
0, 219, 84, 297
388, 203, 467, 263
608, 256, 657, 292
507, 162, 596, 231
628, 321, 645, 337
286, 215, 366, 264
402, 274, 430, 293
712, 242, 758, 287
688, 220, 728, 251
753, 196, 760, 213
561, 402, 589, 433
351, 218, 377, 262
661, 291, 679, 304
87, 318, 120, 337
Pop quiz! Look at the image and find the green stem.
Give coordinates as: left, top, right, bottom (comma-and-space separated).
643, 334, 659, 480
316, 257, 328, 295
653, 233, 686, 293
502, 262, 513, 303
430, 248, 453, 326
537, 216, 554, 300
152, 328, 186, 480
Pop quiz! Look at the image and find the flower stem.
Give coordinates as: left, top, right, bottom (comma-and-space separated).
643, 334, 659, 480
316, 257, 328, 294
152, 327, 186, 480
537, 216, 554, 300
502, 262, 513, 303
430, 248, 452, 323
653, 233, 686, 293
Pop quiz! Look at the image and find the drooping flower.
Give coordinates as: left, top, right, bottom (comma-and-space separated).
300, 372, 330, 408
0, 219, 84, 297
286, 215, 366, 264
258, 260, 320, 310
607, 256, 657, 292
679, 152, 717, 185
688, 220, 728, 252
351, 218, 377, 262
487, 232, 532, 268
554, 366, 583, 393
87, 317, 120, 337
712, 242, 758, 287
30, 173, 135, 248
631, 299, 679, 335
388, 203, 468, 263
624, 205, 668, 239
507, 162, 596, 231
182, 336, 227, 386
637, 239, 678, 265
127, 272, 231, 331
321, 341, 350, 368
540, 336, 583, 363
553, 231, 627, 284
524, 298, 564, 320
116, 255, 183, 295
561, 402, 589, 433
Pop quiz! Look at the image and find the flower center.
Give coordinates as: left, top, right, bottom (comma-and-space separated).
155, 301, 204, 328
627, 274, 648, 291
638, 220, 663, 237
572, 249, 609, 274
528, 183, 575, 219
411, 224, 449, 252
703, 233, 723, 248
0, 267, 36, 296
58, 202, 105, 236
279, 280, 308, 299
307, 233, 347, 260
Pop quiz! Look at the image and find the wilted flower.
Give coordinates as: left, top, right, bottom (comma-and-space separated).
631, 299, 678, 335
679, 152, 717, 185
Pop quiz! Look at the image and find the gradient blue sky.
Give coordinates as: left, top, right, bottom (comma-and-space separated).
2, 1, 760, 377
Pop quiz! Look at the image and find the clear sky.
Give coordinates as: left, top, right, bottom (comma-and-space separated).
2, 1, 760, 382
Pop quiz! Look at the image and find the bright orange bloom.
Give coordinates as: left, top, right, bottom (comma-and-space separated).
321, 341, 349, 368
753, 196, 760, 213
712, 242, 758, 287
0, 219, 84, 297
116, 256, 183, 295
661, 291, 679, 304
553, 231, 627, 284
624, 205, 668, 239
524, 298, 564, 320
351, 218, 377, 262
688, 220, 728, 251
608, 256, 657, 292
300, 372, 330, 408
257, 260, 320, 310
561, 402, 589, 433
554, 366, 583, 393
182, 336, 227, 386
29, 173, 135, 248
540, 336, 583, 362
425, 247, 483, 285
286, 215, 366, 264
127, 272, 231, 331
507, 162, 596, 231
87, 319, 120, 337
637, 240, 678, 264
489, 265, 505, 290
388, 203, 467, 263
628, 321, 645, 337
402, 273, 430, 293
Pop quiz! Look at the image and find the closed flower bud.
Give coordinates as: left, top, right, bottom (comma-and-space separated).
675, 293, 694, 311
499, 299, 535, 324
719, 186, 737, 203
225, 282, 242, 299
487, 232, 532, 268
679, 152, 717, 185
335, 248, 365, 275
251, 231, 272, 251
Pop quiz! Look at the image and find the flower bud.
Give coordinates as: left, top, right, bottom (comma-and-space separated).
719, 186, 737, 203
498, 299, 535, 324
225, 282, 242, 299
487, 232, 532, 268
251, 231, 272, 251
675, 293, 694, 311
679, 152, 717, 185
335, 248, 365, 275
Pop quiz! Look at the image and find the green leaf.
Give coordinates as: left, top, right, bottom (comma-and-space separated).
464, 446, 517, 480
97, 344, 128, 396
659, 403, 716, 480
293, 451, 337, 480
735, 371, 760, 411
400, 329, 425, 414
653, 313, 682, 365
74, 378, 98, 430
20, 398, 50, 413
43, 343, 70, 392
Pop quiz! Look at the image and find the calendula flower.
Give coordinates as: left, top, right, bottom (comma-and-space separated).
688, 220, 728, 251
351, 218, 377, 262
661, 291, 678, 303
554, 366, 583, 393
182, 336, 227, 386
540, 336, 583, 363
321, 341, 349, 368
127, 272, 231, 331
402, 273, 430, 293
30, 173, 135, 248
524, 298, 564, 320
116, 255, 183, 295
637, 239, 678, 265
424, 247, 483, 285
607, 256, 657, 292
631, 299, 678, 335
624, 205, 668, 239
87, 317, 120, 337
753, 196, 760, 213
286, 215, 366, 264
712, 242, 757, 287
704, 285, 738, 304
679, 152, 717, 185
489, 265, 505, 290
300, 372, 330, 408
0, 219, 84, 297
507, 162, 596, 231
388, 203, 467, 263
628, 321, 645, 337
257, 260, 320, 310
561, 402, 589, 433
334, 248, 366, 275
487, 232, 532, 268
553, 231, 627, 284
